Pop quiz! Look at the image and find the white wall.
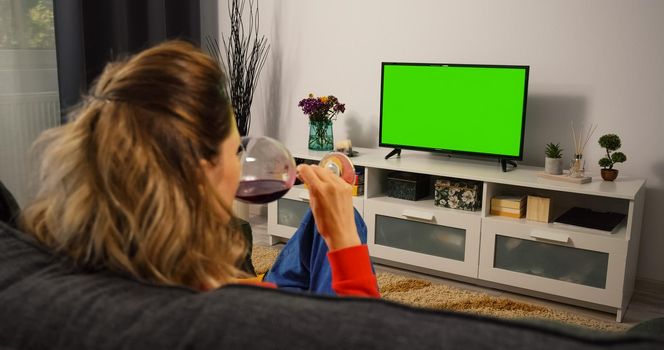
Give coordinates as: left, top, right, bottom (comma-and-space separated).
220, 0, 664, 282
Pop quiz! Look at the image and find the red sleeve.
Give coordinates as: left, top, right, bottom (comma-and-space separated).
327, 244, 380, 298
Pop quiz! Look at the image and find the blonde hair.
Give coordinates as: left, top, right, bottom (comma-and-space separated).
21, 41, 246, 288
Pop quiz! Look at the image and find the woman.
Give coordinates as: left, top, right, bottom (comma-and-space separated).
20, 41, 378, 297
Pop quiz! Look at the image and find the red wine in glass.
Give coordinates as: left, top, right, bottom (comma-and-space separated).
235, 136, 297, 204
236, 179, 291, 204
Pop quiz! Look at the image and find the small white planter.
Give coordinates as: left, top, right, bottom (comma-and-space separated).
545, 157, 563, 175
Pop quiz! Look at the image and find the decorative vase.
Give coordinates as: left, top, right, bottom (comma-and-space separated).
544, 157, 563, 175
308, 119, 333, 151
601, 169, 619, 181
569, 154, 585, 178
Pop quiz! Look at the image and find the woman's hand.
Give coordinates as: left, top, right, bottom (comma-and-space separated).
296, 164, 360, 251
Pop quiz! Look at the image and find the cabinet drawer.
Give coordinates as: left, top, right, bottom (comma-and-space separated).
267, 186, 364, 240
375, 215, 466, 261
277, 198, 310, 228
479, 218, 627, 307
365, 198, 481, 278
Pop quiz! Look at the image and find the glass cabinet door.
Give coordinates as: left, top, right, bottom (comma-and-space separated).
277, 198, 310, 228
375, 215, 466, 261
494, 235, 609, 289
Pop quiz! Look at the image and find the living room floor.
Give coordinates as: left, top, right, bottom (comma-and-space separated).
246, 206, 664, 327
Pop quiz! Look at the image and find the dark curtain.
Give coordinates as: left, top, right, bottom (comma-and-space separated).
53, 0, 201, 120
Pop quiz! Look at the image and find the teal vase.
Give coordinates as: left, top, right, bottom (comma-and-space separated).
308, 119, 333, 151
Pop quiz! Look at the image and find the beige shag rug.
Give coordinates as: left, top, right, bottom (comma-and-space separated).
252, 245, 629, 332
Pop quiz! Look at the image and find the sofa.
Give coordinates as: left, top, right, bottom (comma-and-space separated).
0, 221, 662, 350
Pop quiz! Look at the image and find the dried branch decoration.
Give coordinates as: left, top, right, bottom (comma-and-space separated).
206, 0, 270, 136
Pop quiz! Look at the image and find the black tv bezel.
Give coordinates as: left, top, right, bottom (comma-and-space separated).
379, 62, 530, 161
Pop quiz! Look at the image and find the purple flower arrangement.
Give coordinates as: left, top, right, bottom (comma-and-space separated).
298, 94, 346, 122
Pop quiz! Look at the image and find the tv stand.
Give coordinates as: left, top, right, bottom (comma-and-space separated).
384, 148, 402, 160
268, 147, 646, 322
500, 158, 517, 172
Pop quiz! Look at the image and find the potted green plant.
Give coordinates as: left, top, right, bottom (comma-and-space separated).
598, 134, 627, 181
544, 143, 563, 175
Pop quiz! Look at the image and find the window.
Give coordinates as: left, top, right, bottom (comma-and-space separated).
0, 0, 59, 207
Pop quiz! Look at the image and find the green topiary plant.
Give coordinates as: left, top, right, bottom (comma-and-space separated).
598, 134, 627, 170
544, 143, 563, 159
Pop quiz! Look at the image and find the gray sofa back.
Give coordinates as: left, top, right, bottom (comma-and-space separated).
0, 222, 662, 350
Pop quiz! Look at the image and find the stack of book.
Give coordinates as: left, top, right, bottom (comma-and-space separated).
490, 195, 526, 218
352, 168, 365, 196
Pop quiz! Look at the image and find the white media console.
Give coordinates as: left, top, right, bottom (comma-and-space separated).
266, 147, 646, 322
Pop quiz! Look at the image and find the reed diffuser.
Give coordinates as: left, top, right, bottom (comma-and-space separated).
569, 122, 598, 178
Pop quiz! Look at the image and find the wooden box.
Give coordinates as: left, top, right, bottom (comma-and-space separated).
526, 195, 552, 223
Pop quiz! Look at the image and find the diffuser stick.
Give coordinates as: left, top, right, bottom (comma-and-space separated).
580, 124, 598, 156
571, 121, 579, 155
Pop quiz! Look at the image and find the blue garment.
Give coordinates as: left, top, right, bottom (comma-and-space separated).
263, 208, 369, 296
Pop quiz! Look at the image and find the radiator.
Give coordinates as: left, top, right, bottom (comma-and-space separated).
0, 92, 61, 207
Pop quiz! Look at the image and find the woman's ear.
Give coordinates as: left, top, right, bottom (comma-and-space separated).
199, 158, 211, 169
200, 159, 216, 182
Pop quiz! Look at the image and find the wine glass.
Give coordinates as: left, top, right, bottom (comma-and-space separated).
235, 136, 297, 204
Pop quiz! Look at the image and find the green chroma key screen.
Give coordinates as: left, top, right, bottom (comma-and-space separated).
380, 63, 528, 158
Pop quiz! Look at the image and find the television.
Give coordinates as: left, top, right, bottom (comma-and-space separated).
379, 62, 529, 170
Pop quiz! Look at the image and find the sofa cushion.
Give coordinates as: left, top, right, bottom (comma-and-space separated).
0, 222, 662, 350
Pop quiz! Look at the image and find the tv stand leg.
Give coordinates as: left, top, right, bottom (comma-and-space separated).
268, 235, 283, 246
616, 306, 626, 323
500, 159, 517, 172
385, 148, 402, 160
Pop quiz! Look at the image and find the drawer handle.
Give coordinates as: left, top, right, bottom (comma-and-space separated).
401, 209, 434, 221
298, 192, 310, 201
530, 230, 569, 243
